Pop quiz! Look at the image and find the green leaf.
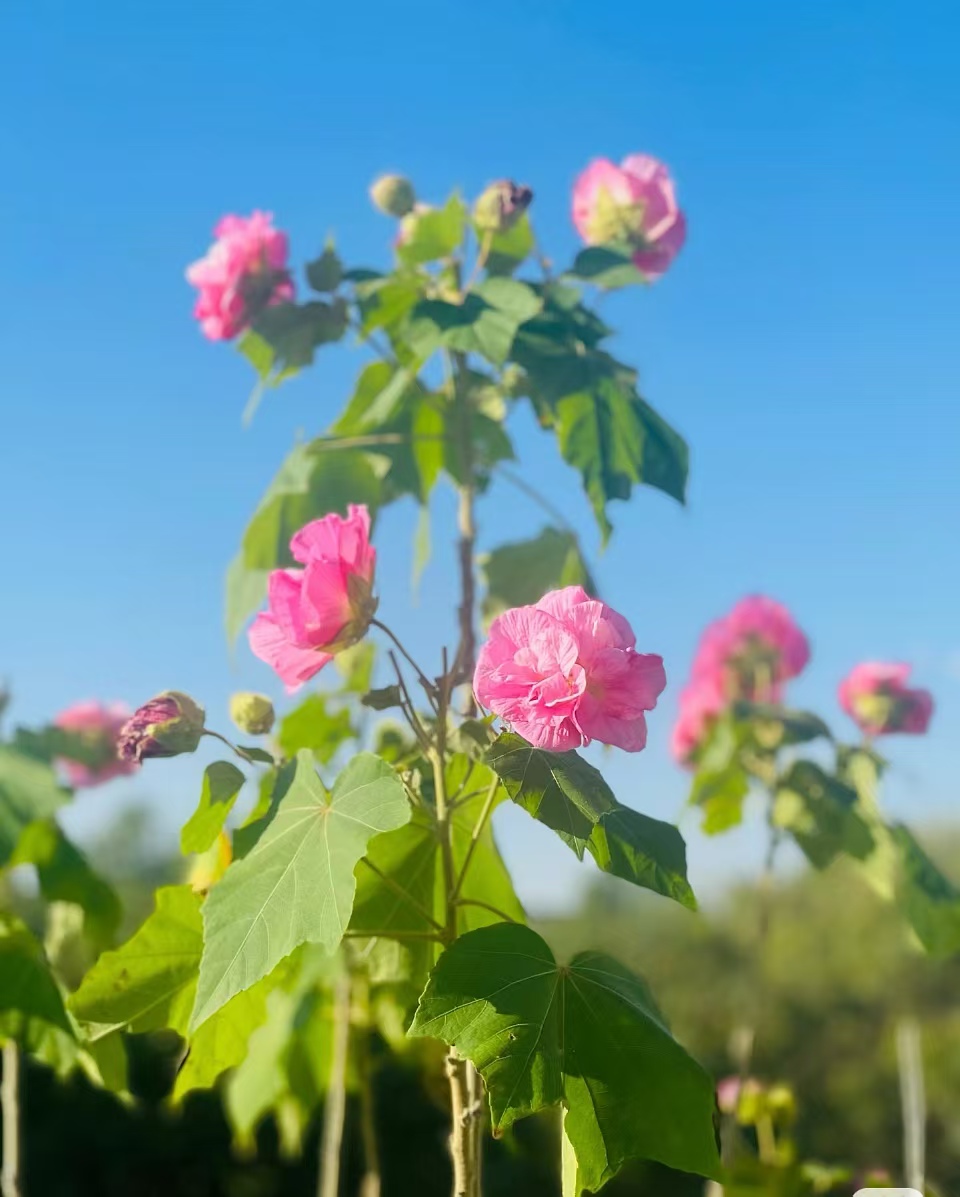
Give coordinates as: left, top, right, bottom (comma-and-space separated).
568, 244, 648, 289
360, 686, 403, 712
305, 243, 342, 293
397, 194, 466, 266
773, 761, 873, 870
70, 886, 202, 1033
486, 734, 695, 908
0, 747, 69, 865
555, 377, 688, 543
410, 924, 721, 1191
333, 361, 416, 436
192, 751, 410, 1030
355, 273, 423, 335
407, 283, 541, 367
0, 914, 75, 1038
249, 300, 348, 375
181, 762, 247, 856
411, 393, 445, 499
11, 821, 122, 945
480, 526, 597, 625
277, 694, 355, 763
226, 444, 381, 643
482, 214, 535, 276
172, 975, 272, 1100
734, 702, 833, 747
688, 716, 751, 835
888, 824, 960, 958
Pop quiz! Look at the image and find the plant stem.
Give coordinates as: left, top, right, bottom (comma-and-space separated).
1, 1041, 21, 1197
371, 619, 438, 710
357, 979, 382, 1197
454, 898, 518, 925
897, 1016, 926, 1193
319, 974, 352, 1197
201, 729, 264, 768
449, 350, 477, 697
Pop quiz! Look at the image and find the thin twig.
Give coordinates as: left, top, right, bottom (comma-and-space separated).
387, 651, 433, 754
319, 974, 352, 1197
201, 728, 264, 768
454, 898, 518, 924
450, 777, 500, 902
372, 619, 438, 709
496, 465, 581, 540
343, 929, 443, 942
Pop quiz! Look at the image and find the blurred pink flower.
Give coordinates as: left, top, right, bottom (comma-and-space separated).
572, 154, 686, 280
671, 674, 728, 767
249, 505, 378, 692
186, 211, 294, 341
693, 595, 809, 695
838, 661, 933, 737
54, 701, 137, 788
474, 585, 666, 752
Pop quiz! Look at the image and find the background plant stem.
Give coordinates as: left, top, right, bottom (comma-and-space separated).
318, 975, 352, 1197
1, 1041, 21, 1197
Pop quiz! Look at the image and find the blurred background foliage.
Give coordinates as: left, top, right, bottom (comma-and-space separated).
4, 809, 956, 1196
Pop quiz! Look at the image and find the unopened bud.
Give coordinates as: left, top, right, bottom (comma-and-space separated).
473, 180, 533, 234
117, 691, 205, 763
230, 692, 275, 737
370, 174, 416, 218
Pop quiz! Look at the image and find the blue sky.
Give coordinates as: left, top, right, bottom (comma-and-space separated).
1, 0, 957, 911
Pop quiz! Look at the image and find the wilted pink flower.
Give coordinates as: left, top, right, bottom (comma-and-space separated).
117, 691, 206, 763
572, 154, 686, 280
692, 595, 810, 696
671, 674, 728, 766
838, 662, 933, 737
249, 505, 378, 692
186, 211, 294, 341
474, 585, 666, 753
54, 701, 137, 788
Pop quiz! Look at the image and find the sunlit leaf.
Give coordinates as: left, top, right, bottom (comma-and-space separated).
480, 526, 596, 624
181, 762, 247, 856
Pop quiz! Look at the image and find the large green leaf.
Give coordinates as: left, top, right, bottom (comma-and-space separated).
192, 751, 410, 1030
688, 715, 751, 836
173, 975, 272, 1100
277, 694, 355, 763
247, 300, 348, 377
773, 761, 873, 870
12, 821, 122, 945
889, 824, 960, 958
333, 361, 418, 436
181, 762, 247, 856
480, 526, 597, 624
406, 281, 542, 368
397, 194, 466, 266
354, 273, 423, 335
555, 377, 688, 543
0, 747, 69, 864
70, 886, 203, 1033
486, 734, 695, 908
225, 444, 382, 643
482, 214, 535, 276
0, 913, 74, 1038
410, 924, 720, 1191
568, 244, 648, 290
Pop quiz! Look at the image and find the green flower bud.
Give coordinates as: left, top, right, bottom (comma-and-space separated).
117, 691, 206, 763
473, 180, 533, 234
369, 174, 416, 218
229, 692, 276, 737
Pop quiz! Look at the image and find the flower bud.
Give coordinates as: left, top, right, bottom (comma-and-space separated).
229, 692, 275, 736
473, 180, 533, 234
370, 174, 416, 218
117, 691, 206, 763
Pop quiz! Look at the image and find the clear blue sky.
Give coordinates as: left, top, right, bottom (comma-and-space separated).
2, 0, 957, 911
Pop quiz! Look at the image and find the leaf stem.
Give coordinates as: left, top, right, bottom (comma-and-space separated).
450, 777, 500, 903
1, 1040, 22, 1197
386, 651, 433, 754
201, 729, 262, 768
453, 898, 518, 925
357, 857, 445, 932
372, 619, 438, 708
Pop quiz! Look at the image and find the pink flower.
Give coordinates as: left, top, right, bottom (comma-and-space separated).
692, 595, 810, 697
249, 505, 378, 692
54, 701, 137, 788
186, 211, 294, 341
572, 154, 686, 280
838, 662, 933, 737
671, 674, 728, 767
473, 585, 666, 753
117, 691, 206, 762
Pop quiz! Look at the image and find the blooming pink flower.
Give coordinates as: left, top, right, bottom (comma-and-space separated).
838, 662, 933, 737
54, 701, 137, 788
186, 211, 294, 341
474, 585, 666, 752
249, 505, 378, 692
572, 154, 686, 280
670, 674, 728, 766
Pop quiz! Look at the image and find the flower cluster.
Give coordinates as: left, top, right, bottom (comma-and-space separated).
54, 700, 138, 788
186, 211, 293, 341
672, 596, 810, 766
474, 585, 666, 753
249, 505, 378, 691
572, 154, 686, 280
838, 661, 933, 738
